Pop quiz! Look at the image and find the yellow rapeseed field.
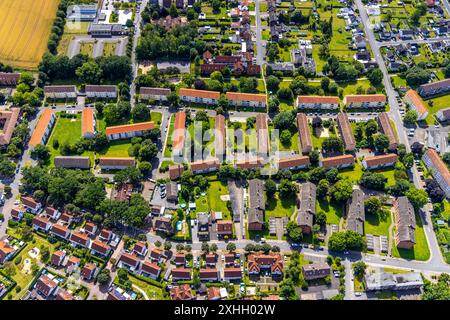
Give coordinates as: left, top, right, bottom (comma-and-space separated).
0, 0, 60, 69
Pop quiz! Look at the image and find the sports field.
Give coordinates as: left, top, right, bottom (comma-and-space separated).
0, 0, 59, 69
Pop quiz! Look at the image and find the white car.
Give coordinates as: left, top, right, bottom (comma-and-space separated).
355, 292, 362, 297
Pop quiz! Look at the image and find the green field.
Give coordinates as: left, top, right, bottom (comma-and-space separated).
424, 94, 450, 125
392, 214, 430, 261
317, 197, 343, 226
128, 275, 167, 300
364, 210, 392, 238
266, 193, 296, 221
207, 180, 232, 220
339, 162, 363, 183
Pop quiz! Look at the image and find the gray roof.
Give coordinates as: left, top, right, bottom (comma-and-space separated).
346, 189, 365, 235
395, 196, 416, 244
297, 182, 316, 228
248, 179, 265, 211
248, 208, 264, 225
166, 182, 178, 200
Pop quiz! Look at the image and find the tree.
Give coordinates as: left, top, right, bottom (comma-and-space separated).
422, 273, 450, 300
404, 110, 418, 125
268, 96, 280, 113
365, 119, 378, 137
360, 171, 387, 191
277, 87, 294, 101
138, 161, 152, 175
286, 221, 303, 243
374, 134, 389, 151
321, 77, 330, 92
31, 144, 50, 163
328, 230, 365, 251
402, 153, 414, 169
265, 179, 277, 198
388, 179, 411, 197
364, 197, 382, 216
273, 111, 295, 130
280, 130, 292, 147
317, 179, 330, 198
97, 269, 111, 285
75, 61, 102, 84
226, 243, 236, 251
330, 178, 353, 202
131, 103, 150, 122
315, 210, 327, 226
406, 187, 428, 210
353, 261, 366, 276
368, 68, 383, 86
279, 179, 296, 199
322, 137, 343, 153
266, 75, 280, 92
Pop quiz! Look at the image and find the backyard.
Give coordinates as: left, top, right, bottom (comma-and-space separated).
317, 197, 343, 226
391, 214, 430, 261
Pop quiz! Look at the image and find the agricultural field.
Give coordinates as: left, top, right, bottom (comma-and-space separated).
0, 0, 60, 69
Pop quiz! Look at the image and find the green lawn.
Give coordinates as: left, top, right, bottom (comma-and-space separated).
317, 197, 343, 226
164, 115, 175, 157
364, 210, 392, 238
207, 180, 231, 220
150, 111, 162, 126
424, 94, 450, 125
372, 167, 396, 186
392, 214, 431, 261
103, 42, 117, 57
98, 139, 132, 157
265, 193, 296, 221
339, 162, 363, 183
128, 275, 167, 300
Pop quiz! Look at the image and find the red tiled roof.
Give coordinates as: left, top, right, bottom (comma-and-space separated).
296, 113, 312, 153
29, 108, 54, 147
226, 92, 267, 103
21, 196, 39, 209
179, 88, 220, 100
190, 158, 220, 172
99, 157, 136, 167
32, 216, 50, 229
91, 240, 110, 255
120, 252, 140, 268
170, 284, 193, 300
141, 261, 161, 275
344, 94, 386, 103
278, 156, 310, 170
173, 112, 186, 150
70, 232, 89, 246
405, 90, 428, 114
320, 154, 355, 168
297, 95, 339, 105
82, 108, 95, 136
364, 154, 398, 167
50, 224, 70, 238
425, 149, 450, 187
106, 122, 155, 136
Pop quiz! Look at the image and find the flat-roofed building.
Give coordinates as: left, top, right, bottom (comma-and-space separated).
54, 156, 90, 169
277, 156, 310, 171
0, 108, 20, 146
319, 154, 355, 168
88, 23, 124, 36
226, 92, 267, 108
139, 87, 171, 101
393, 196, 416, 249
215, 114, 226, 160
179, 88, 220, 105
422, 148, 450, 198
418, 78, 450, 97
105, 122, 155, 141
296, 113, 312, 154
302, 263, 331, 280
343, 94, 386, 108
296, 96, 339, 109
0, 73, 20, 86
256, 114, 269, 157
296, 182, 316, 234
346, 189, 365, 235
377, 112, 398, 151
337, 112, 356, 151
364, 271, 423, 291
172, 111, 186, 157
404, 90, 429, 121
29, 108, 56, 147
82, 108, 96, 139
99, 157, 136, 170
85, 85, 117, 98
44, 85, 77, 99
362, 154, 398, 170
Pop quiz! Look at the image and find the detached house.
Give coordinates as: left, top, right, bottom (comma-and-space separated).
70, 232, 91, 249
10, 207, 25, 221
170, 284, 194, 300
133, 241, 148, 257
173, 253, 186, 266
171, 268, 192, 281
119, 252, 141, 270
32, 216, 51, 232
179, 88, 220, 105
223, 268, 242, 281
84, 222, 97, 237
35, 275, 58, 297
0, 240, 16, 264
50, 224, 71, 240
199, 268, 219, 282
51, 250, 66, 267
141, 261, 161, 280
45, 207, 61, 220
81, 263, 97, 280
21, 196, 42, 214
91, 240, 111, 257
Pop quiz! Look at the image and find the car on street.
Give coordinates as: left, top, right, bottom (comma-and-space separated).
355, 292, 362, 297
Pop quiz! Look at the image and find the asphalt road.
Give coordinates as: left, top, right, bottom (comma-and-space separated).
254, 0, 265, 66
